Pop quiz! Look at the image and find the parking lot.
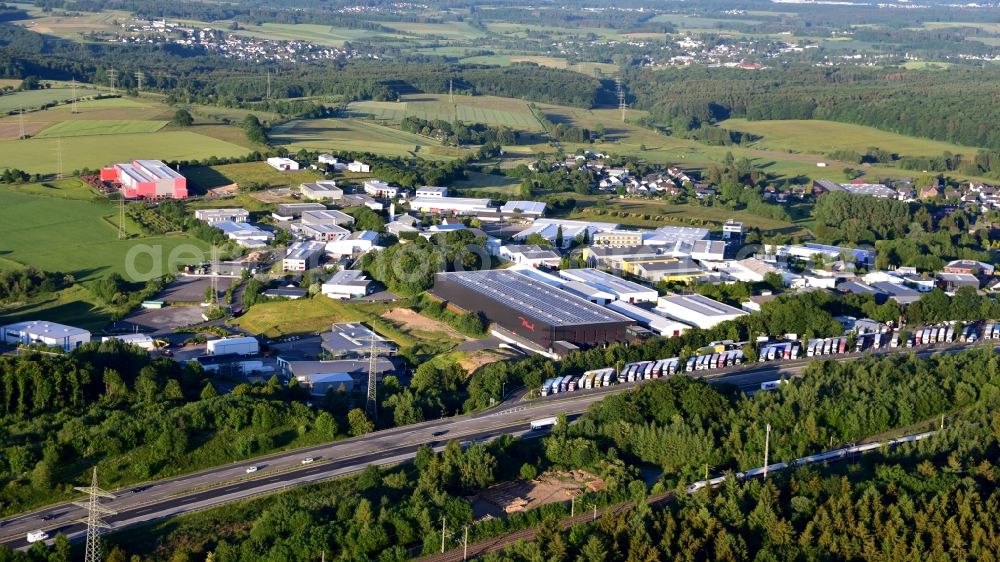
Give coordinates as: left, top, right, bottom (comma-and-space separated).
159, 276, 237, 303
111, 306, 208, 336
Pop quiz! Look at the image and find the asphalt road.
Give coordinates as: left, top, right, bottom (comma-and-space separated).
0, 340, 979, 549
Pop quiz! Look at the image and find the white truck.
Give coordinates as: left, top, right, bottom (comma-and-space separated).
26, 530, 49, 543
530, 417, 558, 431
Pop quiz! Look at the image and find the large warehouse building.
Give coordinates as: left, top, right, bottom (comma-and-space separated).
100, 159, 188, 199
433, 270, 634, 352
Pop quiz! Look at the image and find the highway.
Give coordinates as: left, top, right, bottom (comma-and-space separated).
0, 340, 978, 549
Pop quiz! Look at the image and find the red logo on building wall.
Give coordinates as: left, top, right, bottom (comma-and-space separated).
518, 316, 536, 331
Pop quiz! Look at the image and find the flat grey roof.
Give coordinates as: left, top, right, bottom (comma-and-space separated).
559, 268, 656, 296
437, 270, 631, 326
285, 241, 326, 260
659, 294, 745, 318
1, 321, 90, 338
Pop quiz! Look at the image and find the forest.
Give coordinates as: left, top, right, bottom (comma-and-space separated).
5, 347, 995, 561
625, 66, 1000, 150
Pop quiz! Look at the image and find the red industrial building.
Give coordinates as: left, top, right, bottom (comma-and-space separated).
100, 159, 188, 199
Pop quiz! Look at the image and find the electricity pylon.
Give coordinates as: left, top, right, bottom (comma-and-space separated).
74, 467, 116, 562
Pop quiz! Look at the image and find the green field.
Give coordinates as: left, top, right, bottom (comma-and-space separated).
183, 161, 320, 192
0, 131, 249, 174
451, 171, 522, 195
270, 118, 464, 160
0, 87, 105, 113
380, 21, 486, 39
33, 119, 168, 138
71, 97, 150, 109
720, 118, 982, 157
235, 23, 407, 47
348, 94, 542, 130
460, 55, 617, 76
563, 196, 809, 237
0, 185, 209, 282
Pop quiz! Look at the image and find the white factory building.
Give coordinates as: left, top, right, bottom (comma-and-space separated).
605, 301, 690, 337
102, 333, 156, 350
299, 181, 343, 201
266, 157, 300, 171
283, 240, 327, 271
206, 336, 259, 356
558, 268, 658, 303
655, 294, 748, 329
322, 269, 373, 300
1, 321, 91, 351
410, 196, 492, 215
194, 208, 249, 224
325, 231, 379, 256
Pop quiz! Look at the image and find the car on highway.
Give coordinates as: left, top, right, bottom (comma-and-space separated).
301, 457, 315, 465
245, 466, 258, 474
432, 430, 448, 437
131, 486, 149, 494
39, 513, 58, 521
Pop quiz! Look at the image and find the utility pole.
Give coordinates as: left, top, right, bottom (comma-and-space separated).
18, 105, 24, 140
74, 467, 116, 562
462, 526, 469, 561
56, 137, 63, 180
71, 78, 78, 114
135, 70, 144, 93
440, 516, 447, 553
266, 70, 271, 100
118, 194, 125, 240
762, 423, 772, 480
705, 463, 710, 480
592, 504, 598, 521
107, 69, 118, 94
940, 414, 945, 430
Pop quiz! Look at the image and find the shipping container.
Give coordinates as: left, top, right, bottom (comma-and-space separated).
686, 357, 696, 372
838, 338, 847, 353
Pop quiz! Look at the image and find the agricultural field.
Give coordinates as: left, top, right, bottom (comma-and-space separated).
0, 95, 174, 140
379, 21, 486, 39
0, 131, 249, 175
233, 23, 406, 47
182, 161, 320, 192
450, 171, 522, 196
720, 118, 982, 157
183, 104, 283, 125
649, 13, 763, 28
10, 7, 126, 41
0, 86, 106, 113
0, 183, 209, 283
561, 195, 810, 238
33, 119, 168, 138
348, 93, 543, 130
460, 55, 617, 76
270, 118, 463, 160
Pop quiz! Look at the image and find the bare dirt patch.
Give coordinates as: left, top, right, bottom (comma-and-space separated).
457, 348, 517, 372
381, 307, 469, 341
472, 470, 605, 520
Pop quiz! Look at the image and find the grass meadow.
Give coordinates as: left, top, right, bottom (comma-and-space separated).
720, 118, 980, 157
33, 119, 168, 138
270, 118, 462, 160
0, 87, 105, 113
0, 131, 249, 174
348, 93, 543, 130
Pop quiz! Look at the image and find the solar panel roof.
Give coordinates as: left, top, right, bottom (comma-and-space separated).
437, 270, 631, 326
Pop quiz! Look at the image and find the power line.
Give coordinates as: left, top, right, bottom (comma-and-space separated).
363, 333, 385, 419
18, 105, 24, 140
616, 75, 626, 123
71, 78, 78, 114
135, 70, 145, 93
73, 467, 116, 562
